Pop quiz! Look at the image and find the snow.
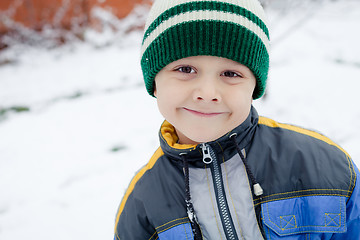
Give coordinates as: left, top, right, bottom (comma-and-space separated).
0, 1, 360, 239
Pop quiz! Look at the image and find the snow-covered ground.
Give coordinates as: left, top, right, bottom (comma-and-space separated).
0, 1, 360, 239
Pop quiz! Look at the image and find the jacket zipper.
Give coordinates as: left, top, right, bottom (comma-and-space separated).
201, 143, 239, 240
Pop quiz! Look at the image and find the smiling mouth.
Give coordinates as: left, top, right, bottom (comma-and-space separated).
183, 108, 224, 117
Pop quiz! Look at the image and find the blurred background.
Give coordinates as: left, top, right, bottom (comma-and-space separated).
0, 0, 360, 239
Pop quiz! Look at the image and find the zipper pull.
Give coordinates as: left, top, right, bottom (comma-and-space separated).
201, 143, 213, 164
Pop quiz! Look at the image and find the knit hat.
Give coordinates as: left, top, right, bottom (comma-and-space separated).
140, 0, 270, 99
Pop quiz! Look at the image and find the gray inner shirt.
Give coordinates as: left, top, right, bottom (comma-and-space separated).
189, 153, 264, 240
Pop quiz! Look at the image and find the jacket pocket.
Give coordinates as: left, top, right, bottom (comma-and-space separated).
261, 196, 347, 239
157, 222, 194, 240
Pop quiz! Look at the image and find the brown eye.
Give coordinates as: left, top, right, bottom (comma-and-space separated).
223, 71, 241, 78
177, 66, 195, 74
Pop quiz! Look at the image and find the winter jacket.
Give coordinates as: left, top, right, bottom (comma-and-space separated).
114, 107, 360, 240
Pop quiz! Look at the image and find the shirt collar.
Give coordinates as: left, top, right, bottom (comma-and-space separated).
159, 106, 259, 163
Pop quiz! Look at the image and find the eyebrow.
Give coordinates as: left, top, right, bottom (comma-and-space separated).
169, 59, 248, 71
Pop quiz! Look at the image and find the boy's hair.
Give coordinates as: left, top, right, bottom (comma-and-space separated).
140, 0, 270, 99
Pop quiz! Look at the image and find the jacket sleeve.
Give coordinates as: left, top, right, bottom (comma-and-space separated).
114, 192, 156, 240
115, 148, 164, 239
331, 160, 360, 240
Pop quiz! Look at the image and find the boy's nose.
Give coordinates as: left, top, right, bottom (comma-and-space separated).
193, 78, 221, 103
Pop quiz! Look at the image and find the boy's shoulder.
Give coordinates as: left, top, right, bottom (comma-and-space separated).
257, 116, 349, 158
116, 147, 188, 234
251, 116, 356, 201
123, 147, 184, 201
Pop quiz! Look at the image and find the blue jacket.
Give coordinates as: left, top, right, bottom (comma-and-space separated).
114, 107, 360, 239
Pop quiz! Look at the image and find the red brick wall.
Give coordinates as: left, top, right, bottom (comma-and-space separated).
0, 0, 151, 33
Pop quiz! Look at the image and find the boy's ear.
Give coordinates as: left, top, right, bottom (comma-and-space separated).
153, 83, 157, 97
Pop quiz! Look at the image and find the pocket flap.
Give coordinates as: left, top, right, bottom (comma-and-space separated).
262, 196, 347, 236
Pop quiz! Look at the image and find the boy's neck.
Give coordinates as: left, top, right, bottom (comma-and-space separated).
175, 129, 201, 145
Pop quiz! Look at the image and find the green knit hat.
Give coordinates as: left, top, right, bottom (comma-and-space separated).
141, 0, 270, 99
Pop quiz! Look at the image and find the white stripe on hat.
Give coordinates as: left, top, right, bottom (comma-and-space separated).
141, 9, 270, 57
144, 0, 268, 31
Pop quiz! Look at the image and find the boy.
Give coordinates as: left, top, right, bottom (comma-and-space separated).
114, 0, 360, 239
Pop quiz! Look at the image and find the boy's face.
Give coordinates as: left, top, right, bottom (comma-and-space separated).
154, 55, 256, 145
